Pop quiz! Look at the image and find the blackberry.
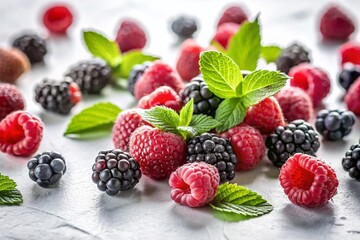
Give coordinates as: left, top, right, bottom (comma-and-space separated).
128, 61, 152, 96
27, 151, 66, 187
171, 16, 198, 38
186, 133, 237, 183
91, 149, 142, 195
342, 143, 360, 180
266, 120, 320, 167
12, 33, 47, 64
338, 63, 360, 91
180, 76, 222, 117
65, 60, 112, 94
315, 109, 355, 141
276, 43, 311, 74
35, 78, 81, 114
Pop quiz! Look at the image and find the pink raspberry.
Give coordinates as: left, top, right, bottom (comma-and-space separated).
212, 23, 239, 49
275, 86, 313, 122
115, 19, 147, 53
345, 77, 360, 116
0, 83, 25, 121
137, 86, 182, 112
169, 162, 219, 208
279, 153, 339, 208
340, 42, 360, 66
217, 5, 248, 27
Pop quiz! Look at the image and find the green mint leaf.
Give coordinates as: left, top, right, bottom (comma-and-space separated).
64, 102, 122, 137
215, 98, 246, 132
200, 51, 243, 99
138, 107, 180, 134
210, 40, 226, 53
0, 174, 16, 191
227, 18, 261, 71
176, 126, 197, 140
209, 183, 273, 219
83, 31, 121, 68
179, 99, 193, 127
190, 114, 220, 134
118, 51, 159, 78
0, 173, 23, 206
261, 45, 282, 63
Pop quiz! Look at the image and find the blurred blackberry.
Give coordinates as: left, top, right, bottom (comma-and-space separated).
91, 149, 142, 195
65, 60, 112, 94
128, 61, 152, 96
276, 43, 311, 74
315, 109, 355, 141
35, 78, 81, 114
338, 63, 360, 91
266, 120, 320, 167
171, 16, 198, 38
180, 75, 223, 117
342, 143, 360, 181
186, 133, 237, 183
12, 33, 47, 64
27, 151, 66, 187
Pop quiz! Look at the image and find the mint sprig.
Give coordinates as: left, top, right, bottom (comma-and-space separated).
0, 173, 23, 206
261, 45, 282, 63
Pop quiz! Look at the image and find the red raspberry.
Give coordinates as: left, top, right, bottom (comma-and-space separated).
275, 86, 313, 122
0, 84, 25, 120
112, 109, 147, 151
134, 60, 184, 100
175, 39, 206, 81
42, 5, 73, 34
129, 125, 186, 180
0, 111, 43, 156
217, 5, 248, 27
219, 123, 265, 171
319, 5, 355, 41
289, 63, 331, 107
115, 19, 146, 53
279, 153, 338, 208
345, 77, 360, 116
244, 97, 285, 135
169, 162, 219, 208
340, 42, 360, 66
212, 23, 239, 49
0, 48, 30, 83
137, 86, 182, 112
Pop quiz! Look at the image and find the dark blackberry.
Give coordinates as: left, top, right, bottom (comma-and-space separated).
315, 109, 355, 141
266, 120, 320, 167
34, 78, 81, 114
186, 133, 237, 183
343, 143, 360, 181
12, 33, 47, 64
180, 75, 223, 117
92, 149, 142, 195
128, 61, 152, 96
27, 151, 66, 187
65, 60, 112, 94
276, 43, 311, 74
171, 16, 198, 38
338, 63, 360, 91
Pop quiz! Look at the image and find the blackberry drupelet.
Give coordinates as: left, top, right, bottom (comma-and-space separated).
342, 143, 360, 180
171, 16, 198, 38
35, 78, 81, 114
266, 120, 320, 167
92, 149, 142, 195
276, 43, 311, 74
65, 60, 112, 94
180, 76, 222, 117
128, 61, 152, 96
315, 109, 355, 141
12, 34, 47, 64
338, 63, 360, 91
27, 151, 66, 187
186, 133, 237, 183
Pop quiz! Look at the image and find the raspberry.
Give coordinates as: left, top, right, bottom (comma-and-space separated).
217, 5, 248, 27
134, 61, 184, 101
276, 43, 311, 74
137, 86, 182, 112
128, 61, 152, 96
279, 153, 338, 208
319, 5, 355, 41
129, 125, 186, 180
112, 109, 148, 151
0, 84, 25, 121
342, 143, 360, 180
220, 124, 265, 171
212, 23, 239, 49
339, 42, 360, 66
12, 33, 47, 64
275, 86, 313, 122
171, 16, 198, 38
0, 48, 30, 83
115, 19, 146, 53
244, 97, 285, 135
289, 63, 331, 107
176, 39, 206, 81
345, 77, 360, 116
42, 5, 73, 34
0, 111, 43, 157
169, 162, 219, 208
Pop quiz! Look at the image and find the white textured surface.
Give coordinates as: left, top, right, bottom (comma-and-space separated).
1, 0, 360, 239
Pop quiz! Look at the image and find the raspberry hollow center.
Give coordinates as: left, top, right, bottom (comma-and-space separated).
290, 164, 315, 190
5, 120, 25, 144
178, 180, 191, 194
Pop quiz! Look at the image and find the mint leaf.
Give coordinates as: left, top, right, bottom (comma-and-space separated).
138, 107, 180, 134
227, 18, 261, 71
64, 102, 122, 137
83, 31, 121, 68
215, 98, 246, 132
261, 45, 282, 63
118, 51, 159, 78
179, 99, 193, 126
0, 173, 23, 206
0, 174, 16, 191
210, 40, 226, 53
200, 51, 243, 99
209, 183, 273, 219
190, 115, 220, 134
